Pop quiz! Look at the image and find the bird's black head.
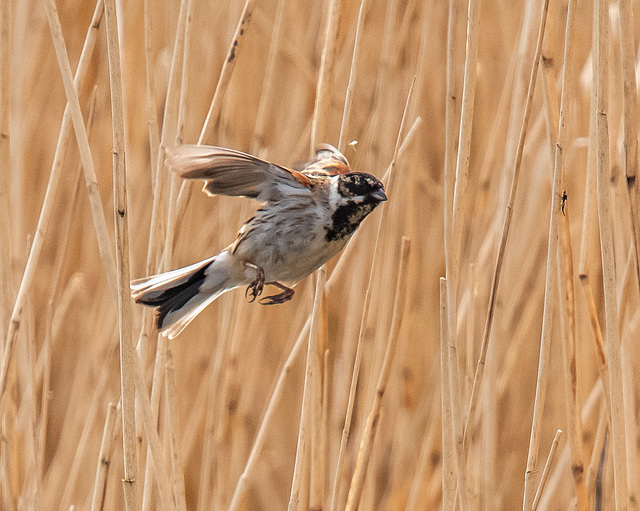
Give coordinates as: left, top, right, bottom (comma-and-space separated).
336, 172, 387, 202
326, 172, 387, 242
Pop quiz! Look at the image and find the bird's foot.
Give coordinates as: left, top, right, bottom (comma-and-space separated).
245, 263, 265, 303
259, 282, 295, 305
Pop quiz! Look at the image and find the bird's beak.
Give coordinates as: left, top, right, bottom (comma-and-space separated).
371, 189, 387, 202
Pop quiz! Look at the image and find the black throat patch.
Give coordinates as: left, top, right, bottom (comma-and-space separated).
325, 199, 378, 242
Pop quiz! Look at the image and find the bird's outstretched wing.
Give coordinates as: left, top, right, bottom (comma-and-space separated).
166, 145, 313, 202
300, 144, 351, 176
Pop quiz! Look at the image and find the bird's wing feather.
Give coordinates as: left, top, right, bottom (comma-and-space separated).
299, 144, 351, 176
166, 145, 311, 202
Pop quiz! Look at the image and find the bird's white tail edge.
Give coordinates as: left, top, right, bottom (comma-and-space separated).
131, 253, 235, 339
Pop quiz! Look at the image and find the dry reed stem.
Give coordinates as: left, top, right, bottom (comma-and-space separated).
104, 0, 138, 506
578, 274, 611, 417
440, 277, 456, 510
38, 304, 52, 487
621, 325, 640, 503
309, 269, 327, 511
195, 335, 225, 510
617, 0, 640, 290
595, 0, 629, 505
164, 348, 187, 511
310, 0, 341, 152
446, 276, 470, 509
140, 336, 167, 511
57, 366, 109, 509
143, 0, 187, 278
531, 429, 562, 511
132, 343, 174, 511
172, 0, 255, 242
287, 269, 325, 511
328, 77, 415, 511
319, 347, 330, 511
227, 319, 311, 511
199, 0, 254, 145
464, 0, 549, 445
585, 407, 607, 499
539, 0, 559, 160
343, 237, 410, 511
448, 0, 482, 319
523, 0, 577, 506
535, 382, 603, 507
176, 0, 194, 144
337, 0, 367, 152
0, 0, 13, 335
47, 0, 117, 298
252, 0, 288, 155
143, 0, 160, 192
0, 0, 106, 401
443, 0, 460, 300
90, 402, 119, 511
361, 0, 397, 158
406, 396, 439, 511
139, 3, 189, 505
557, 215, 588, 509
229, 115, 419, 511
47, 89, 100, 510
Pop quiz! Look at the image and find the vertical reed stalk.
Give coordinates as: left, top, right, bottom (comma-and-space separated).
104, 0, 137, 506
595, 0, 629, 504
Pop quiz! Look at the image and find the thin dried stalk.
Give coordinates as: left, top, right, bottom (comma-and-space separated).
164, 348, 187, 511
578, 275, 611, 414
0, 0, 107, 400
140, 2, 189, 507
143, 0, 160, 191
228, 117, 419, 511
228, 320, 311, 511
104, 0, 138, 506
198, 0, 254, 145
172, 0, 255, 242
448, 0, 482, 318
465, 0, 549, 444
557, 217, 588, 509
287, 269, 325, 511
343, 237, 410, 511
133, 344, 175, 511
595, 0, 629, 502
406, 397, 439, 511
440, 277, 456, 510
328, 77, 415, 511
90, 402, 119, 511
535, 382, 603, 508
309, 270, 327, 511
337, 0, 367, 152
617, 0, 640, 291
0, 0, 13, 335
532, 429, 562, 511
585, 407, 607, 498
253, 0, 288, 154
522, 0, 576, 506
310, 0, 341, 152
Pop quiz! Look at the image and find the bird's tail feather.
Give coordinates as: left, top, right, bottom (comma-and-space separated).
131, 255, 232, 339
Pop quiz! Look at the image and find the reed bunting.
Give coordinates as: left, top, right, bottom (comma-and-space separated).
131, 144, 387, 338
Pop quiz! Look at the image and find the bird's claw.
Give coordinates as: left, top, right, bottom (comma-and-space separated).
259, 286, 295, 305
245, 265, 265, 303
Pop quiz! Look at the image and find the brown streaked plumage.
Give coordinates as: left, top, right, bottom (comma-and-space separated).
131, 144, 386, 339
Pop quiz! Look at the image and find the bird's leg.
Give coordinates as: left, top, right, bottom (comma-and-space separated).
259, 282, 295, 305
245, 263, 265, 303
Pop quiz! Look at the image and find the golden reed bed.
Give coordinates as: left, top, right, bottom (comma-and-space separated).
0, 0, 639, 509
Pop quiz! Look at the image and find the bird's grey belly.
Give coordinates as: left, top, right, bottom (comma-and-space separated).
235, 206, 347, 283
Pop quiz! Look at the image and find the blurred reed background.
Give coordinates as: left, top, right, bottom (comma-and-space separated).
0, 0, 639, 509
